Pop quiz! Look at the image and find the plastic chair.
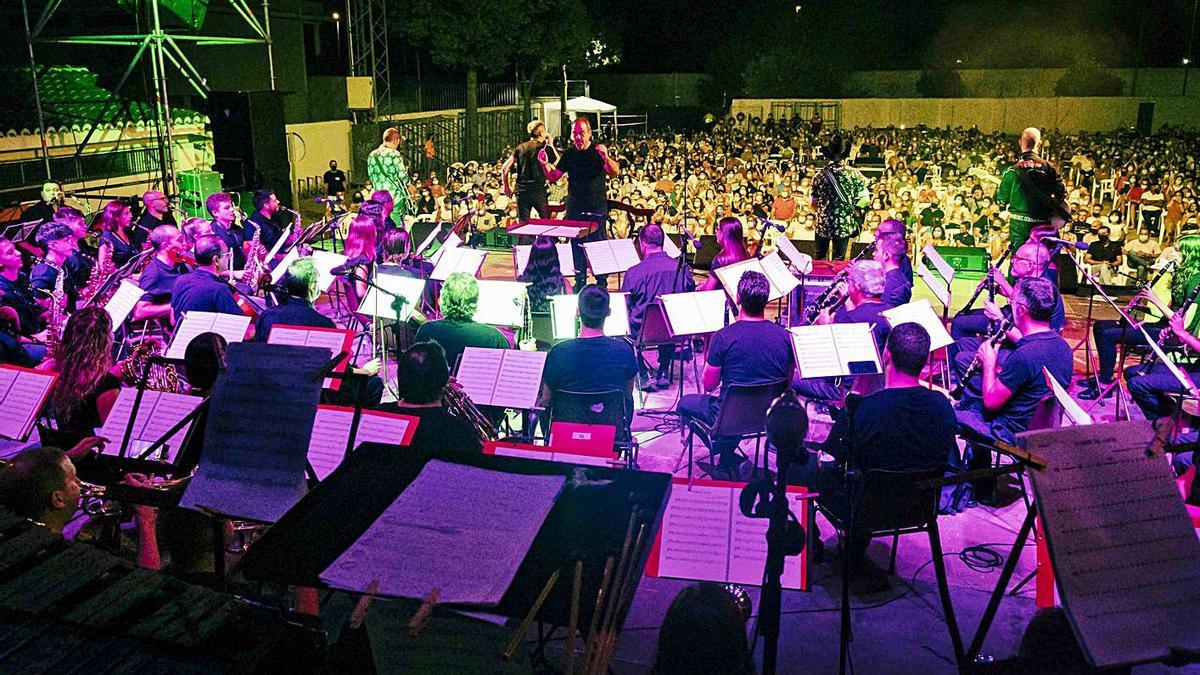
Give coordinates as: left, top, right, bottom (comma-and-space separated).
682, 379, 788, 482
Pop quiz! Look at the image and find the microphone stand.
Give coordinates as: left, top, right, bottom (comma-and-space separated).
836, 393, 861, 675
341, 267, 408, 401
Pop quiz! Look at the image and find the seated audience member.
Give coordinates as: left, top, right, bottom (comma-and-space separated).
622, 223, 695, 391
376, 341, 483, 455
540, 284, 639, 425
255, 257, 384, 407
679, 271, 794, 475
414, 272, 509, 369
652, 583, 755, 675
133, 225, 190, 323
170, 235, 243, 324
1083, 224, 1124, 284
955, 276, 1072, 506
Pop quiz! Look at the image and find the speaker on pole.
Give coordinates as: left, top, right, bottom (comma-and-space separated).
207, 91, 292, 204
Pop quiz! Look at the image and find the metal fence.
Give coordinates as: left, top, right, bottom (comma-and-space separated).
383, 80, 519, 115
351, 108, 525, 182
0, 146, 162, 195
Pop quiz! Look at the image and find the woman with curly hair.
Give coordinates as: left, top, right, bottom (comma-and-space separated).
41, 307, 123, 446
518, 236, 569, 313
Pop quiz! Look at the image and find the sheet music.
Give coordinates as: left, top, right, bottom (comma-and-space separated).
307, 406, 354, 480
916, 257, 951, 308
714, 255, 794, 302
472, 280, 527, 327
790, 325, 843, 379
96, 389, 203, 463
881, 299, 954, 350
0, 367, 56, 441
264, 224, 292, 262
660, 290, 728, 336
775, 238, 813, 275
165, 311, 251, 359
355, 410, 415, 447
320, 460, 566, 604
922, 244, 956, 285
726, 490, 807, 588
1043, 366, 1090, 426
831, 323, 881, 375
663, 234, 682, 259
582, 239, 640, 276
491, 350, 548, 409
1025, 422, 1200, 668
656, 484, 733, 582
549, 292, 631, 339
269, 249, 300, 283
311, 250, 349, 292
759, 252, 801, 297
489, 443, 612, 467
357, 275, 427, 321
267, 325, 352, 389
414, 223, 445, 257
104, 280, 142, 330
455, 347, 505, 406
511, 223, 589, 237
431, 247, 487, 281
513, 243, 576, 277
429, 232, 462, 267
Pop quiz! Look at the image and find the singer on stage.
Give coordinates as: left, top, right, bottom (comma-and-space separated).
540, 117, 619, 290
503, 119, 552, 223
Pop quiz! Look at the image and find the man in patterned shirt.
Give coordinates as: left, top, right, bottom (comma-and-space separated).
366, 127, 410, 227
811, 134, 868, 261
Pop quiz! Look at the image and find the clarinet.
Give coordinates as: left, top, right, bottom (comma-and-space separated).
950, 315, 1014, 400
960, 240, 1017, 317
803, 242, 875, 324
1146, 278, 1200, 366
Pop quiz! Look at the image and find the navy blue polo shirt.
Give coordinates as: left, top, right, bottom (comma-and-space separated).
170, 269, 242, 322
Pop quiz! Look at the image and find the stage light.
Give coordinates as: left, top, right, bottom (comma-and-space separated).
117, 0, 209, 31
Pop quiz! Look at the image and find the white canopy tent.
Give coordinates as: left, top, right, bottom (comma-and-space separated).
540, 95, 619, 138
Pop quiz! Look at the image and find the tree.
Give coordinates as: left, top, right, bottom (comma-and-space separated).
915, 70, 966, 98
743, 48, 848, 99
398, 0, 531, 160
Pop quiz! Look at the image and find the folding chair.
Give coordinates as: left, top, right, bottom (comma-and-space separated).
681, 379, 788, 483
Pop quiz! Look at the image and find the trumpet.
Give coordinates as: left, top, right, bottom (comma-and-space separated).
950, 315, 1014, 400
443, 383, 497, 444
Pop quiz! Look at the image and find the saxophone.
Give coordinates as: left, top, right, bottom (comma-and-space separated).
120, 340, 181, 393
45, 264, 68, 357
442, 384, 497, 444
242, 227, 265, 292
80, 244, 116, 308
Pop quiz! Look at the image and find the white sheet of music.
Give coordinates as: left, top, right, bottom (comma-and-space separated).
491, 350, 547, 409
429, 232, 462, 266
656, 484, 733, 583
307, 406, 354, 481
549, 292, 631, 339
491, 445, 554, 462
582, 239, 640, 276
455, 347, 505, 406
832, 323, 881, 375
104, 280, 142, 330
472, 280, 528, 327
713, 257, 758, 303
0, 366, 56, 441
354, 410, 413, 447
1042, 366, 1090, 426
513, 242, 577, 277
96, 389, 203, 463
269, 248, 300, 283
265, 224, 292, 262
663, 234, 682, 259
759, 252, 801, 297
881, 298, 954, 350
415, 224, 446, 257
431, 246, 487, 281
165, 311, 250, 359
727, 491, 806, 588
660, 290, 728, 336
1025, 422, 1200, 668
922, 244, 956, 285
357, 274, 427, 321
311, 250, 349, 292
775, 237, 814, 275
916, 257, 951, 308
321, 460, 566, 604
790, 325, 843, 379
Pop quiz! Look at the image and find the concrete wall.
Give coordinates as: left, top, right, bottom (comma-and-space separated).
285, 119, 351, 183
731, 96, 1200, 133
847, 68, 1199, 99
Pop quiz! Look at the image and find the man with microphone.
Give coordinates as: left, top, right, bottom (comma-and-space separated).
539, 117, 620, 291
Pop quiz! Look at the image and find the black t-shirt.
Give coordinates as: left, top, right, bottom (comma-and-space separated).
210, 221, 246, 270
134, 212, 174, 249
882, 269, 912, 308
255, 297, 335, 340
0, 332, 35, 367
993, 331, 1073, 439
825, 387, 955, 471
0, 273, 42, 336
1086, 238, 1123, 263
54, 372, 121, 446
543, 336, 638, 395
512, 140, 548, 193
138, 258, 189, 304
20, 201, 55, 226
373, 404, 483, 456
414, 319, 510, 370
706, 320, 795, 395
558, 145, 608, 215
324, 169, 348, 194
620, 251, 695, 337
99, 231, 138, 267
245, 212, 284, 252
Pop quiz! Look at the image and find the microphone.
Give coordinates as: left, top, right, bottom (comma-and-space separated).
330, 256, 371, 276
1038, 236, 1090, 251
755, 215, 787, 232
765, 390, 810, 466
314, 196, 343, 204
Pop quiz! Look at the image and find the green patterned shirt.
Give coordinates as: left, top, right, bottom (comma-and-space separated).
367, 144, 411, 216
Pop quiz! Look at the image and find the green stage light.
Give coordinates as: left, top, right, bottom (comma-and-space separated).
117, 0, 209, 32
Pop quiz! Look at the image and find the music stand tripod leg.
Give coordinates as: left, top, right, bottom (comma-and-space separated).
965, 505, 1037, 662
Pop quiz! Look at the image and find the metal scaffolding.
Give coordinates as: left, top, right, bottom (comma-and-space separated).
21, 0, 275, 195
348, 0, 389, 116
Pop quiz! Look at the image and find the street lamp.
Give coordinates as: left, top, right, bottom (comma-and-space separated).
332, 11, 341, 57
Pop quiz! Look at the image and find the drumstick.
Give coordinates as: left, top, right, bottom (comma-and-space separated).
582, 557, 615, 668
594, 523, 648, 674
567, 560, 583, 674
503, 569, 560, 661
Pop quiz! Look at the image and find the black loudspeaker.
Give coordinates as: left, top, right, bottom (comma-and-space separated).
932, 245, 990, 274
207, 91, 292, 204
692, 234, 720, 269
1136, 102, 1155, 136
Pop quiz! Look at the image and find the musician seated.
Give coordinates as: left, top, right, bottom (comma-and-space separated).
954, 277, 1073, 506
949, 241, 1064, 377
30, 221, 81, 310
679, 271, 794, 475
1081, 233, 1200, 400
1125, 311, 1200, 421
375, 341, 483, 456
135, 189, 176, 249
0, 237, 47, 361
205, 192, 246, 270
414, 272, 509, 369
875, 218, 913, 281
0, 310, 39, 367
52, 206, 97, 294
170, 235, 243, 325
621, 224, 694, 391
795, 260, 893, 402
875, 230, 912, 306
95, 200, 138, 267
0, 447, 82, 535
133, 225, 190, 324
246, 189, 285, 252
540, 284, 638, 427
255, 258, 384, 408
41, 307, 124, 448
